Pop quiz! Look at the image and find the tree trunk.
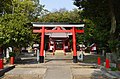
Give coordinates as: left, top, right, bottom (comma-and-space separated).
108, 0, 116, 34
108, 0, 118, 63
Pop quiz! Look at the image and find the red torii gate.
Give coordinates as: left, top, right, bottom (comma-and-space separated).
32, 23, 84, 63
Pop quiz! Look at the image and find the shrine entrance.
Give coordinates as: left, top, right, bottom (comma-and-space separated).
55, 42, 63, 50
32, 23, 84, 63
49, 37, 70, 51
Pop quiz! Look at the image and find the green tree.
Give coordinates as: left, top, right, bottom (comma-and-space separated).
0, 0, 43, 49
38, 9, 82, 23
74, 0, 120, 62
0, 14, 32, 47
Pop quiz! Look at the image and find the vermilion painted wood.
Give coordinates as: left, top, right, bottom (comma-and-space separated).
75, 29, 84, 33
10, 57, 14, 65
106, 59, 110, 68
33, 30, 42, 33
72, 27, 77, 56
33, 29, 72, 33
33, 29, 84, 33
40, 27, 45, 56
97, 57, 101, 65
0, 58, 3, 69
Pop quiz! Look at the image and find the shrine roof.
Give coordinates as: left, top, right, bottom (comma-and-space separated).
32, 22, 84, 27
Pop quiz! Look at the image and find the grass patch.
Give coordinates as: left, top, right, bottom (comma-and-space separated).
110, 67, 119, 71
80, 54, 105, 63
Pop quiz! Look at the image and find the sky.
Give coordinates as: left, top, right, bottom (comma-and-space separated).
40, 0, 77, 11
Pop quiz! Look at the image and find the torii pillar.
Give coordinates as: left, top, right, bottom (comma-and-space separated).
39, 27, 45, 63
72, 27, 77, 63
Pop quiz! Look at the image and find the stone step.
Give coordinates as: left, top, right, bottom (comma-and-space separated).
15, 63, 96, 68
46, 50, 72, 55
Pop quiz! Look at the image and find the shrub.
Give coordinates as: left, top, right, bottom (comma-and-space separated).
9, 52, 16, 57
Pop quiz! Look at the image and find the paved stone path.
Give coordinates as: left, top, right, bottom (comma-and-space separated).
71, 67, 107, 79
44, 66, 72, 79
2, 68, 46, 79
2, 63, 108, 79
1, 51, 109, 79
